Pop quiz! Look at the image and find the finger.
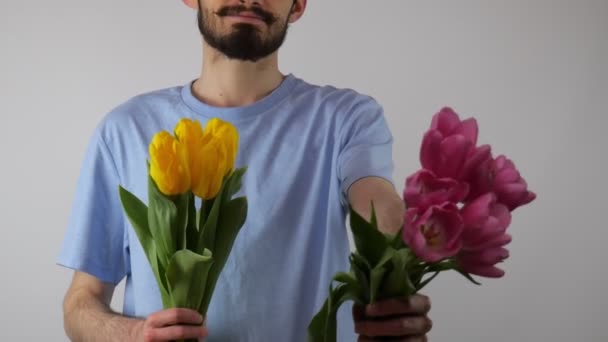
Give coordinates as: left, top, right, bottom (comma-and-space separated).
148, 324, 208, 341
358, 335, 427, 342
148, 308, 204, 328
355, 316, 432, 337
366, 295, 431, 317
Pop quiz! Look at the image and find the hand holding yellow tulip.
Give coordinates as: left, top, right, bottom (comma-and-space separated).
119, 117, 247, 342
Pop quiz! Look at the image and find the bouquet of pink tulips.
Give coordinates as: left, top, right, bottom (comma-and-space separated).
308, 107, 536, 341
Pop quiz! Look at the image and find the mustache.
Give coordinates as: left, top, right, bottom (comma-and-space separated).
216, 5, 277, 24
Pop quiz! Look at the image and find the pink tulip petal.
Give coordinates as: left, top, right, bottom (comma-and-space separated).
496, 182, 527, 194
490, 203, 512, 228
451, 181, 470, 203
494, 155, 508, 169
461, 145, 492, 180
462, 264, 505, 278
454, 118, 479, 145
404, 169, 469, 210
465, 221, 507, 247
403, 204, 464, 262
431, 107, 460, 134
420, 130, 443, 171
438, 135, 471, 178
494, 168, 520, 184
466, 234, 512, 252
461, 193, 495, 226
442, 239, 463, 258
458, 248, 509, 267
403, 208, 420, 243
524, 191, 537, 204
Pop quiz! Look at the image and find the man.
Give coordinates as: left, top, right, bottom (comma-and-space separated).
58, 0, 433, 341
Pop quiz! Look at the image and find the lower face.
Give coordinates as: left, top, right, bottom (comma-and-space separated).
196, 1, 294, 62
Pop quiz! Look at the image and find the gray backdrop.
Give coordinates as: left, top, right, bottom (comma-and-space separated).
1, 0, 606, 340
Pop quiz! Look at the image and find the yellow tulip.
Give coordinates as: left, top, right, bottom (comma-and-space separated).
191, 134, 229, 199
174, 118, 205, 193
184, 119, 239, 199
203, 118, 239, 172
149, 131, 190, 195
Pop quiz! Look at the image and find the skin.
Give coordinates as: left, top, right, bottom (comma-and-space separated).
61, 1, 432, 341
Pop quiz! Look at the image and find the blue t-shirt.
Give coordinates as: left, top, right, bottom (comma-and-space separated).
57, 73, 394, 341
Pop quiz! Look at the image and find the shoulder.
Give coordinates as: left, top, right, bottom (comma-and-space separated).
94, 84, 184, 142
291, 76, 385, 127
292, 75, 382, 112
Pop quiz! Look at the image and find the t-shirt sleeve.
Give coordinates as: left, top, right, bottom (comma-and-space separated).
56, 127, 130, 285
337, 96, 395, 208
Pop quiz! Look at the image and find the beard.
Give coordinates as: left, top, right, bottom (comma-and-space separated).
197, 2, 291, 62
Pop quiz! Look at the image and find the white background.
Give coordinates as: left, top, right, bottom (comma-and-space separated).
1, 0, 606, 340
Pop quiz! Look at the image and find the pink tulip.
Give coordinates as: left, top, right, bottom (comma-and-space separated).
461, 193, 511, 246
456, 247, 510, 278
420, 107, 491, 180
403, 203, 464, 263
461, 144, 492, 182
456, 193, 512, 278
467, 155, 536, 211
403, 169, 469, 211
492, 155, 536, 210
430, 107, 479, 145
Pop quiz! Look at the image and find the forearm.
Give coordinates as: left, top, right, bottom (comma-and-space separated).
63, 289, 143, 342
348, 177, 405, 235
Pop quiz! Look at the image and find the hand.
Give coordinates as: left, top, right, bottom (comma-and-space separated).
353, 294, 432, 342
137, 308, 208, 342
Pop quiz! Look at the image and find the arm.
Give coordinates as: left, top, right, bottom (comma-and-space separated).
347, 176, 405, 235
62, 272, 142, 342
348, 177, 433, 341
62, 271, 207, 342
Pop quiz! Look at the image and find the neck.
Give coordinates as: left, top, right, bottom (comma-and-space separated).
191, 41, 285, 108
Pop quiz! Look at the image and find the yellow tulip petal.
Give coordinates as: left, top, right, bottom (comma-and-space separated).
203, 118, 239, 171
174, 118, 206, 192
149, 131, 190, 195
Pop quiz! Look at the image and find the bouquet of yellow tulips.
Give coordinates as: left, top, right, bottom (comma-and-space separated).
118, 118, 247, 341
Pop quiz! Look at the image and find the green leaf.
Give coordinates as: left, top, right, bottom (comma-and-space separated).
416, 271, 441, 293
118, 186, 152, 260
197, 192, 222, 254
307, 282, 359, 342
456, 270, 482, 286
388, 226, 406, 249
186, 192, 199, 251
308, 295, 331, 342
199, 197, 214, 230
369, 267, 387, 304
223, 167, 247, 203
349, 254, 370, 303
369, 202, 378, 228
119, 186, 166, 294
381, 248, 416, 297
156, 251, 172, 308
350, 252, 371, 273
349, 204, 388, 266
147, 175, 178, 269
427, 259, 457, 272
413, 260, 460, 292
198, 196, 248, 315
368, 248, 396, 303
174, 192, 190, 251
165, 249, 214, 312
333, 272, 363, 303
